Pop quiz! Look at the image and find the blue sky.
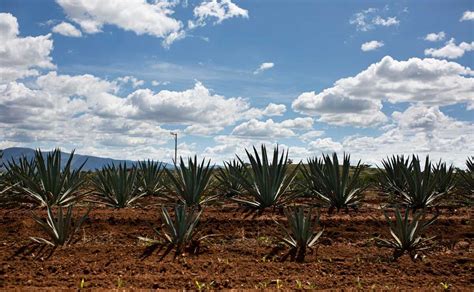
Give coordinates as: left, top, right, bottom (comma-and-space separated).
0, 0, 473, 166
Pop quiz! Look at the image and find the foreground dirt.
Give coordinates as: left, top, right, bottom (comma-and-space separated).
0, 198, 472, 290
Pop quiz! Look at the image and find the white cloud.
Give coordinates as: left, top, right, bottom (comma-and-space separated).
231, 117, 313, 138
292, 90, 386, 127
372, 16, 399, 27
56, 0, 184, 46
361, 40, 384, 51
125, 81, 278, 132
191, 0, 248, 28
308, 138, 343, 153
424, 38, 474, 59
115, 76, 145, 88
424, 31, 446, 42
52, 21, 82, 37
350, 8, 399, 31
292, 56, 474, 127
0, 13, 55, 83
299, 130, 325, 142
342, 105, 474, 167
261, 103, 286, 116
232, 119, 296, 138
151, 80, 170, 86
460, 10, 474, 21
253, 62, 275, 74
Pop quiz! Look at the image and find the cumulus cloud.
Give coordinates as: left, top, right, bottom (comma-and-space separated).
299, 130, 325, 142
342, 105, 474, 167
0, 13, 55, 83
424, 31, 445, 42
125, 81, 280, 130
52, 21, 82, 37
372, 16, 399, 27
253, 62, 275, 74
231, 117, 313, 138
115, 76, 145, 88
350, 8, 399, 31
460, 10, 474, 21
151, 80, 170, 86
56, 0, 184, 46
424, 38, 474, 59
292, 56, 474, 127
261, 103, 286, 116
232, 119, 295, 138
308, 138, 343, 153
190, 0, 248, 28
361, 40, 384, 51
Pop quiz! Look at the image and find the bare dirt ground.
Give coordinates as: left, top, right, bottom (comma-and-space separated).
0, 195, 472, 290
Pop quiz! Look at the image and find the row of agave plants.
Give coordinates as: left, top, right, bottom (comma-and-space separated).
0, 147, 472, 262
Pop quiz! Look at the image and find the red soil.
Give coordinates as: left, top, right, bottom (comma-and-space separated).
0, 196, 472, 290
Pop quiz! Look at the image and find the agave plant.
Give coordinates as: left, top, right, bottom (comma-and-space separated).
395, 155, 448, 210
274, 206, 324, 262
378, 155, 411, 195
432, 160, 455, 195
0, 150, 10, 195
231, 145, 299, 211
301, 153, 365, 213
139, 204, 203, 254
376, 208, 437, 260
458, 157, 473, 204
165, 156, 215, 207
30, 205, 90, 247
92, 163, 146, 208
137, 160, 165, 196
215, 159, 245, 197
8, 149, 86, 207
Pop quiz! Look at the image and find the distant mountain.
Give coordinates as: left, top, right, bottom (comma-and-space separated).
0, 147, 170, 171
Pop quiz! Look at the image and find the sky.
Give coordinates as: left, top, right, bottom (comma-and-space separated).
0, 0, 473, 167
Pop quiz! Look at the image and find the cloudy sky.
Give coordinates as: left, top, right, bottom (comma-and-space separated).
0, 0, 473, 166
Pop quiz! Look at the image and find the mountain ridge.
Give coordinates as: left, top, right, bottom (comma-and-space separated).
0, 147, 171, 171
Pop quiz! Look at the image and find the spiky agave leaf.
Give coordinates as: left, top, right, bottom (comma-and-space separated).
232, 145, 300, 211
139, 204, 203, 254
377, 155, 411, 195
2, 155, 37, 204
30, 205, 90, 247
395, 155, 446, 210
458, 156, 474, 204
301, 153, 365, 213
8, 149, 87, 207
92, 163, 145, 208
432, 160, 455, 195
275, 206, 324, 262
376, 208, 437, 260
215, 159, 245, 197
165, 156, 215, 207
137, 160, 165, 196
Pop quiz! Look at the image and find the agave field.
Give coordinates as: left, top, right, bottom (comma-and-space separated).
0, 147, 472, 289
